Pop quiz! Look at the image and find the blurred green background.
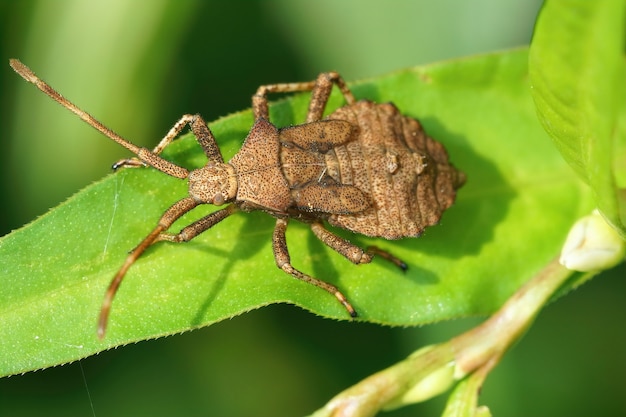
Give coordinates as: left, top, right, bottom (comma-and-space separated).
1, 1, 624, 416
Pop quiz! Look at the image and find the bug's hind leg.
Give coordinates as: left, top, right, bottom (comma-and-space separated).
310, 222, 373, 265
272, 218, 357, 318
311, 222, 407, 271
365, 246, 408, 271
252, 72, 355, 122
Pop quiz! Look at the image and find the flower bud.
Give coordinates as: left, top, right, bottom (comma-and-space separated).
560, 210, 626, 271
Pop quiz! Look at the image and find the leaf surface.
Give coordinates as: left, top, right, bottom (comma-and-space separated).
0, 49, 594, 376
529, 0, 626, 236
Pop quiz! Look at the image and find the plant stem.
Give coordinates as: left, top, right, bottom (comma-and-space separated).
451, 256, 575, 377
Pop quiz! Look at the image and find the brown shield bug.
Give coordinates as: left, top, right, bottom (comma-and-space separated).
10, 59, 465, 338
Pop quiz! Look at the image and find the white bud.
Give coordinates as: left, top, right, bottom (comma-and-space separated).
560, 210, 626, 271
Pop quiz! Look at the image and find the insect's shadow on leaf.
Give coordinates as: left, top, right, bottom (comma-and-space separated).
188, 211, 274, 327
303, 222, 442, 304
318, 81, 510, 261
306, 226, 340, 284
399, 261, 440, 285
404, 117, 515, 258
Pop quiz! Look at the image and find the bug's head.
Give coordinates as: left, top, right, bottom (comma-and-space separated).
188, 162, 237, 205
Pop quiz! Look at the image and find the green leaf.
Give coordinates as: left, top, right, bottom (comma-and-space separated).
529, 0, 626, 236
1, 49, 594, 376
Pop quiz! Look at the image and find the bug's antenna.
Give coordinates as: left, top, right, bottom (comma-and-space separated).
9, 59, 189, 179
10, 59, 143, 155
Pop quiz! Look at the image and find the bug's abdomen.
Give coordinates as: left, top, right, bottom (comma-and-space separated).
325, 101, 465, 239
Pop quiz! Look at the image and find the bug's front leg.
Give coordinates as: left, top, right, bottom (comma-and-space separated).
272, 218, 357, 318
155, 205, 238, 243
114, 114, 223, 170
98, 196, 200, 339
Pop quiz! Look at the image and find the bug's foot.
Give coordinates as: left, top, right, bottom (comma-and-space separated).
112, 157, 146, 170
154, 232, 182, 243
367, 246, 408, 271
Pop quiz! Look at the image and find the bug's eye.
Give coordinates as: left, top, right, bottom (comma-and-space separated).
213, 192, 225, 205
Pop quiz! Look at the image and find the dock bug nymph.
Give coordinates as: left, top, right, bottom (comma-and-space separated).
10, 59, 465, 338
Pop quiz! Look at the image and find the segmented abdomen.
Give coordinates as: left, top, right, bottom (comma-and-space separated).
324, 100, 464, 239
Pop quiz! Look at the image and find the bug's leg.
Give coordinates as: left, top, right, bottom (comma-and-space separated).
155, 204, 238, 243
365, 246, 408, 271
114, 114, 223, 169
253, 79, 316, 120
97, 196, 199, 339
311, 222, 408, 271
310, 222, 373, 265
252, 72, 355, 122
305, 72, 355, 122
272, 218, 357, 318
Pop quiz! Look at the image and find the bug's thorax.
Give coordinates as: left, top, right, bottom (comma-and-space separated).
228, 118, 292, 212
188, 162, 237, 205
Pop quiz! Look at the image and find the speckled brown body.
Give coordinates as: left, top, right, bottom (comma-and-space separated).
230, 100, 464, 240
10, 61, 465, 337
322, 100, 463, 239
